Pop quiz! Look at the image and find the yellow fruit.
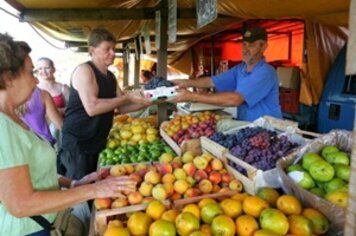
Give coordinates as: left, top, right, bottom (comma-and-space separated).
103, 226, 130, 236
220, 198, 242, 219
127, 211, 152, 235
147, 134, 158, 143
235, 214, 259, 236
120, 130, 133, 139
200, 224, 212, 235
107, 219, 124, 228
160, 153, 174, 163
276, 195, 302, 215
288, 214, 313, 236
161, 209, 179, 222
182, 203, 200, 219
131, 124, 144, 134
325, 190, 348, 208
256, 187, 280, 207
198, 198, 217, 209
242, 196, 269, 218
131, 133, 143, 142
149, 219, 176, 236
253, 229, 282, 236
302, 208, 330, 235
175, 212, 200, 235
146, 200, 166, 220
211, 215, 236, 236
231, 193, 249, 202
259, 208, 289, 235
146, 127, 158, 135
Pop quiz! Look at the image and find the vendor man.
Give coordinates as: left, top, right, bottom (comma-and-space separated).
171, 27, 282, 121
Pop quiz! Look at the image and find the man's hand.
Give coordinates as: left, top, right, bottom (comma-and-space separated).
171, 79, 190, 89
169, 88, 194, 103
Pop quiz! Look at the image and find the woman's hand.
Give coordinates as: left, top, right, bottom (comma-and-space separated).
127, 90, 151, 106
91, 176, 137, 199
72, 172, 98, 188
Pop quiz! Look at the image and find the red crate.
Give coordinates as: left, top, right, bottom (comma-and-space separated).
279, 88, 300, 113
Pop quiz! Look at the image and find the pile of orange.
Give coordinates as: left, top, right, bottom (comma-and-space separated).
102, 187, 330, 236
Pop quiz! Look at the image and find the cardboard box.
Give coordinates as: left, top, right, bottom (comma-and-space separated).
277, 66, 300, 89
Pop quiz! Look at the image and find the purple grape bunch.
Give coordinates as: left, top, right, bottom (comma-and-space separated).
212, 127, 299, 173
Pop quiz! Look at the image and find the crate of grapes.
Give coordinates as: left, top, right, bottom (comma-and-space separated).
206, 117, 306, 193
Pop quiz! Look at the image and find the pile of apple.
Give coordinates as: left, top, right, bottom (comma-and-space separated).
287, 145, 350, 208
95, 151, 243, 211
103, 188, 330, 236
162, 111, 220, 145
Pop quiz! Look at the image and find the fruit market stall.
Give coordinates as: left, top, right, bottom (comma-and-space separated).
88, 112, 355, 236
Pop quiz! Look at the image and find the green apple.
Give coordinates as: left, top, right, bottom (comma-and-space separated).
302, 153, 323, 170
321, 145, 339, 158
287, 164, 304, 172
324, 178, 346, 194
310, 187, 326, 198
309, 160, 335, 182
288, 170, 315, 189
334, 164, 350, 182
325, 151, 349, 165
315, 181, 326, 190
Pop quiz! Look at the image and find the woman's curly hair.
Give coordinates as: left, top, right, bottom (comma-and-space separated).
0, 33, 31, 89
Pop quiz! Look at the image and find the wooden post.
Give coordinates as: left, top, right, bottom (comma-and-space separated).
123, 43, 129, 87
344, 117, 356, 235
134, 37, 141, 88
157, 0, 169, 125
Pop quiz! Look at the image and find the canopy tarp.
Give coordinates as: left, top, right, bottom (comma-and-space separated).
4, 0, 351, 103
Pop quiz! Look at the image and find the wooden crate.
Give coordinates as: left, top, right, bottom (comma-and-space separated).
200, 141, 256, 195
200, 136, 227, 160
94, 200, 171, 236
160, 121, 202, 156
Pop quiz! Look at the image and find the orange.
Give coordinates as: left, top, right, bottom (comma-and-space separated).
235, 215, 259, 236
211, 215, 236, 236
146, 200, 166, 220
175, 212, 200, 235
182, 203, 200, 219
161, 209, 179, 222
231, 193, 250, 202
107, 219, 124, 228
242, 196, 270, 218
220, 198, 243, 219
149, 219, 176, 236
288, 215, 313, 236
253, 229, 282, 236
302, 208, 330, 235
198, 198, 217, 209
200, 224, 212, 235
259, 208, 289, 235
276, 195, 302, 215
256, 187, 280, 207
127, 211, 152, 235
103, 226, 130, 236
